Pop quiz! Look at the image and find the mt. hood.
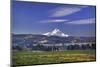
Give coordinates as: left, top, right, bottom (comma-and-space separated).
43, 28, 69, 37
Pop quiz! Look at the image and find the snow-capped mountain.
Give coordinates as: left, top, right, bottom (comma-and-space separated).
43, 28, 69, 37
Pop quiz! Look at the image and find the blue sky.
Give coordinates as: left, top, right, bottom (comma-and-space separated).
12, 1, 96, 37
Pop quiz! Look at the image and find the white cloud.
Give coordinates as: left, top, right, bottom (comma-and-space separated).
50, 7, 82, 17
39, 19, 68, 23
67, 18, 95, 24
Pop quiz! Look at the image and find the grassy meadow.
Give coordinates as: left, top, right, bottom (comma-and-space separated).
12, 50, 96, 66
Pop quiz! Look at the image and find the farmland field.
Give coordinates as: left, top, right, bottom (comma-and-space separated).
12, 50, 96, 66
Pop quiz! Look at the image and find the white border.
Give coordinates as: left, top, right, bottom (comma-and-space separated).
0, 0, 100, 67
0, 0, 10, 67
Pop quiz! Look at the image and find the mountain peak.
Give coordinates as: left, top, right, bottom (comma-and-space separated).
53, 28, 60, 33
43, 28, 69, 37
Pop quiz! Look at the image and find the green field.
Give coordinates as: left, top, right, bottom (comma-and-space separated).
12, 50, 96, 66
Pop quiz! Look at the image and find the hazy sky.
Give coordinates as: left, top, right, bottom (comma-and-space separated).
12, 1, 96, 37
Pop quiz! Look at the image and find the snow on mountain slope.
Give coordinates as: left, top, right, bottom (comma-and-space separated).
44, 28, 69, 37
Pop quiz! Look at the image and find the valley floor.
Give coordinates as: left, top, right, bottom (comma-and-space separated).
12, 50, 96, 66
